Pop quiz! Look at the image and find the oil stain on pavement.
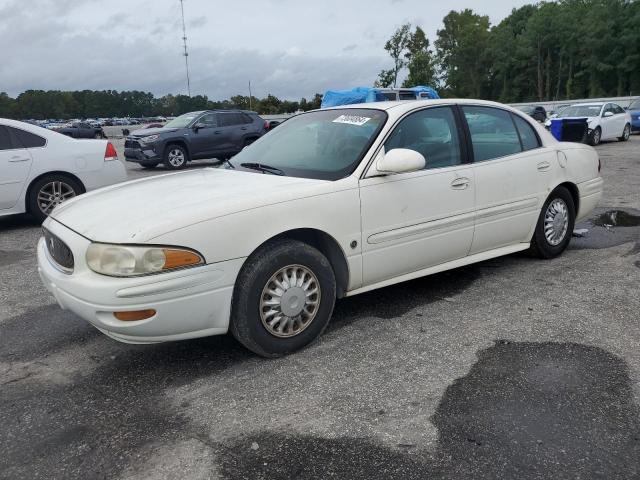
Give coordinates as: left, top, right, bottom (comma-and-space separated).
218, 341, 640, 480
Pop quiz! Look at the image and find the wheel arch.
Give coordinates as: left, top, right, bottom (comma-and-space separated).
245, 228, 350, 299
552, 181, 579, 214
164, 139, 191, 158
25, 171, 86, 213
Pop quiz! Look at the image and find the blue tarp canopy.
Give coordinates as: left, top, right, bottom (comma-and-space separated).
321, 85, 439, 108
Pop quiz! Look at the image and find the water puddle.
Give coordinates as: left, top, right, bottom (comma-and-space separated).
592, 210, 640, 227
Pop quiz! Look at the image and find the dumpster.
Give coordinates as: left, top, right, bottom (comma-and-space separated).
549, 118, 588, 143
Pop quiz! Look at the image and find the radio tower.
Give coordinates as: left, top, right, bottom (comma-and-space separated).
180, 0, 191, 97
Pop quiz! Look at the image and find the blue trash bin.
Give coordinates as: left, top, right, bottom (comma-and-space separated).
550, 119, 563, 141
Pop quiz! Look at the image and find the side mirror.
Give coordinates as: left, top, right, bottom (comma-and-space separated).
603, 111, 614, 118
193, 122, 206, 131
376, 148, 426, 175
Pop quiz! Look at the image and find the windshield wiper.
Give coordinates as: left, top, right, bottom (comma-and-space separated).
240, 162, 285, 176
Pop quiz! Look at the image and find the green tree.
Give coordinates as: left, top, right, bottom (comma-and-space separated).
377, 23, 411, 87
402, 26, 437, 87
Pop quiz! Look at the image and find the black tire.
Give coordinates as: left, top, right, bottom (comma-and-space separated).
230, 239, 336, 358
589, 127, 602, 146
27, 174, 83, 223
94, 132, 102, 139
163, 144, 188, 170
618, 124, 631, 142
140, 161, 159, 169
529, 186, 575, 259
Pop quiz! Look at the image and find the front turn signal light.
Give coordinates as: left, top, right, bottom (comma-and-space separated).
114, 309, 157, 321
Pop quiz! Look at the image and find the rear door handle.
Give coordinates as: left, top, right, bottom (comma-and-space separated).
537, 161, 551, 172
214, 130, 221, 134
451, 177, 470, 189
241, 127, 247, 130
9, 155, 30, 162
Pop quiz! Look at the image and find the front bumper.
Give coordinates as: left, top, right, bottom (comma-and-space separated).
124, 138, 162, 163
37, 219, 244, 344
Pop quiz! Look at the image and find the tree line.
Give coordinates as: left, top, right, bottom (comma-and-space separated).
377, 0, 640, 102
0, 90, 324, 120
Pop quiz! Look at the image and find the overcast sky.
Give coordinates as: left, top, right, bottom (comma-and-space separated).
0, 0, 533, 100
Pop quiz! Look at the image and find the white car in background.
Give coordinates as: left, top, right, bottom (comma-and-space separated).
38, 99, 603, 357
0, 118, 127, 221
544, 102, 631, 145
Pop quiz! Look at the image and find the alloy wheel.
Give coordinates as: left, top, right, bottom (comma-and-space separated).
37, 181, 76, 215
168, 148, 185, 167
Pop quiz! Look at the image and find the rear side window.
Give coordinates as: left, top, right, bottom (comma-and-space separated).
0, 126, 17, 150
218, 113, 244, 127
512, 114, 541, 151
462, 106, 521, 161
242, 113, 254, 124
7, 126, 46, 148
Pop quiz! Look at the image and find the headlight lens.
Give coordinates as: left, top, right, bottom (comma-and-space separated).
140, 134, 160, 143
86, 244, 204, 277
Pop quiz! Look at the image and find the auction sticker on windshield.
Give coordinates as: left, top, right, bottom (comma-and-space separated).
332, 114, 371, 126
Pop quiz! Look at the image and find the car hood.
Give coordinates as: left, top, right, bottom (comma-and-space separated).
50, 168, 328, 243
131, 127, 178, 136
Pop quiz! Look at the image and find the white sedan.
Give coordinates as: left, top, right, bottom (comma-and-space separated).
544, 102, 632, 145
0, 119, 126, 221
37, 99, 603, 357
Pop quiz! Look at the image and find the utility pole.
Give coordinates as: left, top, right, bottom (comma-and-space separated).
179, 0, 191, 97
248, 81, 252, 110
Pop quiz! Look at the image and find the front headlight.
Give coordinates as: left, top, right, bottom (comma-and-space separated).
86, 244, 204, 277
140, 134, 160, 144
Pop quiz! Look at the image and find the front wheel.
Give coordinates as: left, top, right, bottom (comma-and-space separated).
230, 239, 336, 358
589, 127, 602, 146
529, 186, 575, 259
28, 175, 83, 222
164, 144, 188, 170
618, 124, 630, 142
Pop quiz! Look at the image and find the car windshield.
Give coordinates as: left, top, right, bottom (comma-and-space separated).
164, 112, 200, 128
558, 105, 602, 118
229, 108, 388, 180
629, 99, 640, 109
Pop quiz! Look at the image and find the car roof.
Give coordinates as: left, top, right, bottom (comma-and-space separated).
320, 98, 526, 114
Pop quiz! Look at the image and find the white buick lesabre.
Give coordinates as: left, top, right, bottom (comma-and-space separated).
38, 99, 603, 357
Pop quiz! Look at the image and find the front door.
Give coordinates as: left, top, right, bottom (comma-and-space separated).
188, 113, 219, 157
359, 106, 475, 286
0, 126, 32, 210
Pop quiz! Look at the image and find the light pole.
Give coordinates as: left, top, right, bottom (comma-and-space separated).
179, 0, 191, 97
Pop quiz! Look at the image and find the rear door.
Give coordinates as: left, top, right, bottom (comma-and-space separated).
462, 105, 551, 254
0, 126, 33, 210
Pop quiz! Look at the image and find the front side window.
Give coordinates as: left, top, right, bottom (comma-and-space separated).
229, 108, 387, 180
462, 106, 521, 162
512, 114, 541, 151
384, 106, 462, 169
8, 126, 46, 148
198, 113, 217, 127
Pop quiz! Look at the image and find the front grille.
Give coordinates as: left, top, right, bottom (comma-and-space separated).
43, 228, 74, 273
125, 138, 141, 149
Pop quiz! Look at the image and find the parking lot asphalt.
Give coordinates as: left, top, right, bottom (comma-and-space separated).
1, 137, 639, 479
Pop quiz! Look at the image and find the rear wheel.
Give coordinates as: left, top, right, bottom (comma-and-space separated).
230, 239, 336, 358
28, 174, 83, 222
164, 144, 188, 170
529, 186, 575, 259
618, 124, 630, 141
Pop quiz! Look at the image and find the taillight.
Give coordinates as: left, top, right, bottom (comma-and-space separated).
264, 121, 270, 130
104, 142, 118, 161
